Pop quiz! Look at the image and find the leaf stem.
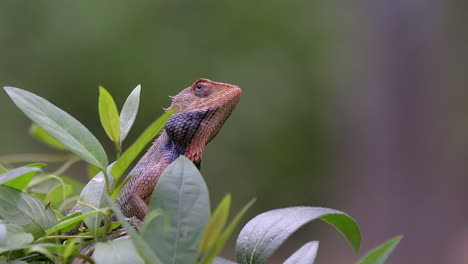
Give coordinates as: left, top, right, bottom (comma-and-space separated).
35, 235, 94, 243
0, 153, 75, 166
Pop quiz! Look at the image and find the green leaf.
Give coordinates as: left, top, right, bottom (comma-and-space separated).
80, 221, 121, 236
29, 123, 66, 150
0, 222, 34, 250
120, 84, 141, 144
44, 184, 72, 209
357, 235, 403, 264
4, 86, 108, 170
29, 174, 83, 197
111, 107, 176, 182
45, 210, 103, 234
99, 86, 120, 144
0, 222, 34, 255
235, 207, 361, 264
0, 164, 43, 190
0, 185, 56, 239
0, 165, 7, 173
199, 194, 231, 257
202, 199, 255, 264
87, 164, 101, 179
95, 238, 144, 264
283, 241, 319, 264
142, 156, 210, 264
80, 169, 113, 233
110, 199, 163, 264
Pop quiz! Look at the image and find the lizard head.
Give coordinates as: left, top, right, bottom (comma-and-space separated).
164, 78, 242, 164
167, 78, 242, 113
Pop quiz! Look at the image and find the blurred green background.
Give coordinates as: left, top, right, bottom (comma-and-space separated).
1, 1, 466, 263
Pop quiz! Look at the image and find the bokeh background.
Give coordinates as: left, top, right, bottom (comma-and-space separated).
0, 1, 466, 263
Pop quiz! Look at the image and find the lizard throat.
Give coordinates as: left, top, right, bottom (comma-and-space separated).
161, 108, 218, 168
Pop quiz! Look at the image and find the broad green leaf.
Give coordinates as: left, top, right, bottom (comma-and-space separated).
0, 185, 56, 239
111, 107, 176, 181
99, 86, 120, 144
0, 223, 42, 254
235, 207, 361, 264
142, 156, 210, 264
4, 87, 108, 169
199, 194, 231, 257
283, 241, 319, 264
120, 84, 141, 144
357, 235, 403, 264
0, 243, 61, 256
44, 184, 72, 209
80, 169, 113, 233
202, 199, 255, 264
0, 222, 34, 249
110, 199, 163, 264
29, 123, 65, 150
213, 257, 238, 264
0, 164, 44, 190
95, 238, 144, 264
87, 164, 101, 179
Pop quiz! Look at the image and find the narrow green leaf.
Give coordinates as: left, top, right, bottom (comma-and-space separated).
80, 221, 121, 236
0, 243, 62, 256
29, 174, 83, 197
4, 86, 108, 169
199, 194, 231, 257
283, 241, 319, 264
202, 199, 255, 264
45, 210, 101, 234
235, 207, 361, 264
120, 84, 141, 144
111, 107, 177, 181
0, 185, 56, 239
0, 165, 43, 190
142, 156, 211, 264
99, 86, 120, 144
0, 165, 7, 173
95, 238, 144, 264
63, 238, 79, 259
29, 123, 66, 150
357, 235, 403, 264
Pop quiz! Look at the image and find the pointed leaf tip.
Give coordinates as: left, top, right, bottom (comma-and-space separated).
98, 86, 121, 144
4, 86, 108, 169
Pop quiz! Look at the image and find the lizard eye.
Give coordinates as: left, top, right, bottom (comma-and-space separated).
195, 83, 204, 91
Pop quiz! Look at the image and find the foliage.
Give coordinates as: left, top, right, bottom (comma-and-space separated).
0, 85, 402, 263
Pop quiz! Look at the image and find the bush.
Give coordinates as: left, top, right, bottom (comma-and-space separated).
0, 85, 401, 263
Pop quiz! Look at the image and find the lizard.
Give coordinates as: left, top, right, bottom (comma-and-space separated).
118, 78, 242, 220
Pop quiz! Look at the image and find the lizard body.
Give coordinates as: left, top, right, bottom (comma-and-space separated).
118, 78, 241, 219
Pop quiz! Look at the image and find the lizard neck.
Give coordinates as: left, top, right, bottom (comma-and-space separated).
160, 133, 202, 168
